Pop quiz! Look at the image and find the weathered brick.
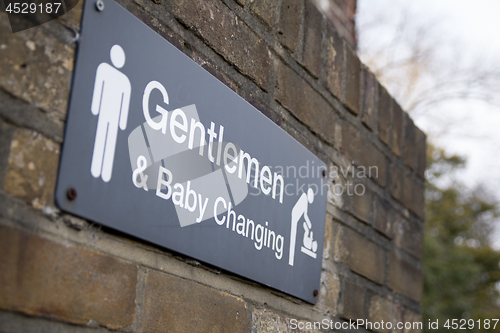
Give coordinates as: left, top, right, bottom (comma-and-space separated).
0, 120, 14, 189
390, 164, 403, 203
3, 129, 59, 210
344, 45, 360, 114
275, 61, 336, 144
387, 252, 423, 302
302, 0, 323, 78
334, 224, 385, 284
142, 270, 247, 333
57, 0, 83, 31
342, 280, 366, 320
325, 25, 343, 99
341, 121, 387, 187
235, 0, 245, 6
0, 225, 137, 329
402, 174, 425, 219
403, 114, 416, 170
315, 271, 340, 315
277, 0, 302, 52
374, 196, 395, 239
415, 127, 426, 179
395, 215, 424, 259
252, 308, 322, 333
250, 0, 277, 28
350, 182, 373, 224
368, 295, 393, 333
392, 101, 403, 157
0, 13, 74, 121
378, 85, 392, 146
361, 66, 377, 131
169, 0, 270, 89
403, 310, 423, 333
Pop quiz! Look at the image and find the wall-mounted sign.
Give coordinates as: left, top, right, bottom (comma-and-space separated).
56, 0, 327, 303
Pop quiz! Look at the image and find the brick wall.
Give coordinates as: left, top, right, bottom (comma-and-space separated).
0, 0, 426, 332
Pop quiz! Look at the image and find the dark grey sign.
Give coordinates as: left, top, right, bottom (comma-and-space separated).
56, 0, 327, 303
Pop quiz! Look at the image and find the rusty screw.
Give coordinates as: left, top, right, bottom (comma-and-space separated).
67, 188, 77, 201
322, 169, 327, 178
313, 289, 318, 297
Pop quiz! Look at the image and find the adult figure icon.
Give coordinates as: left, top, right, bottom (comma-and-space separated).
289, 188, 317, 266
90, 44, 131, 182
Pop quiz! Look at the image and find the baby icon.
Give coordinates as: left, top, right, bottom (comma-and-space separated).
289, 188, 318, 266
90, 45, 132, 182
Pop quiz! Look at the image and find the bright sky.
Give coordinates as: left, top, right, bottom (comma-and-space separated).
357, 0, 500, 246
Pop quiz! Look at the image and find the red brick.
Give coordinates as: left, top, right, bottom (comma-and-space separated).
303, 0, 323, 78
275, 61, 336, 144
325, 25, 343, 99
277, 0, 302, 52
0, 226, 137, 329
334, 224, 385, 284
344, 45, 360, 114
169, 0, 270, 89
378, 85, 392, 146
142, 270, 247, 333
387, 252, 423, 302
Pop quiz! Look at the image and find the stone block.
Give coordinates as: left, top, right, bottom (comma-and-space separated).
3, 129, 60, 210
275, 61, 336, 144
303, 0, 323, 78
395, 214, 424, 259
0, 225, 137, 329
374, 196, 395, 239
350, 182, 373, 224
361, 66, 377, 131
389, 164, 403, 203
325, 25, 343, 99
387, 252, 423, 302
415, 127, 426, 180
403, 114, 416, 170
277, 0, 302, 52
142, 270, 247, 333
169, 0, 270, 89
0, 13, 74, 121
378, 85, 392, 146
392, 102, 403, 157
341, 121, 387, 187
315, 271, 340, 315
334, 224, 385, 284
341, 280, 366, 321
344, 45, 360, 114
250, 0, 277, 27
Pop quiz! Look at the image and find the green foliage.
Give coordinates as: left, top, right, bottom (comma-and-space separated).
423, 146, 500, 332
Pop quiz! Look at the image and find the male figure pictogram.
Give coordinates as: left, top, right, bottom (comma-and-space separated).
289, 188, 317, 266
90, 44, 131, 182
